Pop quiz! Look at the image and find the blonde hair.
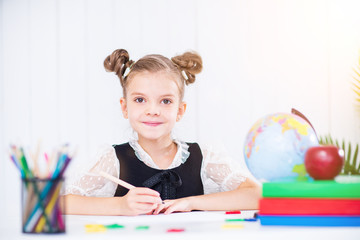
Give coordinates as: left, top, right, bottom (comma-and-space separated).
103, 49, 202, 100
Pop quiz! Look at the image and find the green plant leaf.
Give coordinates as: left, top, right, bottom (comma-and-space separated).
319, 135, 360, 175
344, 141, 351, 174
350, 143, 357, 170
353, 68, 360, 78
347, 143, 352, 163
353, 57, 360, 110
354, 144, 359, 172
353, 86, 360, 97
353, 80, 360, 91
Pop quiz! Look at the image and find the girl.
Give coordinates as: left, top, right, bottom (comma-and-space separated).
61, 49, 261, 216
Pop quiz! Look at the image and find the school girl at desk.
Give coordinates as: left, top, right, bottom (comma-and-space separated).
61, 49, 261, 216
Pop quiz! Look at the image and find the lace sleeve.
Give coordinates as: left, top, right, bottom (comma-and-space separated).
61, 145, 119, 197
200, 144, 247, 194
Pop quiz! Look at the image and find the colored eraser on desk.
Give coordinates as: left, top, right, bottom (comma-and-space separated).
226, 218, 258, 222
167, 228, 185, 233
226, 210, 241, 214
135, 225, 150, 230
105, 224, 125, 229
226, 218, 244, 222
244, 218, 258, 222
221, 223, 244, 229
85, 224, 107, 233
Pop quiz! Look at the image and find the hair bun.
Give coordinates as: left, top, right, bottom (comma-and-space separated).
171, 51, 202, 85
104, 49, 134, 87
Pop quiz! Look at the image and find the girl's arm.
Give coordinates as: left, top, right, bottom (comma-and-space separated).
188, 177, 261, 211
61, 145, 165, 216
153, 178, 261, 214
61, 187, 163, 216
61, 194, 123, 215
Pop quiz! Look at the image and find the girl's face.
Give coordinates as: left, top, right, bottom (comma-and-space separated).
120, 71, 186, 142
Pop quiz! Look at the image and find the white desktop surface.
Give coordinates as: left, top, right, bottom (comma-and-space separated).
1, 210, 360, 240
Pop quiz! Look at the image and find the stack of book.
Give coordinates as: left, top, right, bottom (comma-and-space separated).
258, 181, 360, 226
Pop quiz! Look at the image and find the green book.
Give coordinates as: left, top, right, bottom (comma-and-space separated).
263, 181, 360, 198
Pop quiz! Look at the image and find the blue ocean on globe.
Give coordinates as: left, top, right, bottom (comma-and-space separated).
244, 113, 319, 182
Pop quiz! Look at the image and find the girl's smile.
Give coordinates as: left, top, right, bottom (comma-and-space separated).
142, 121, 163, 127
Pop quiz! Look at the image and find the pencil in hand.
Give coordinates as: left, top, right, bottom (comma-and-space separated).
99, 171, 135, 190
98, 171, 165, 204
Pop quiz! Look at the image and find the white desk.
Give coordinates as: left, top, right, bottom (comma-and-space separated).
2, 211, 360, 240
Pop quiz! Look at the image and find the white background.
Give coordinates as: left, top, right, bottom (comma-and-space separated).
1, 0, 360, 224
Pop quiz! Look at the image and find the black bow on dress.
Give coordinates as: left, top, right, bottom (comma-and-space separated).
142, 170, 182, 200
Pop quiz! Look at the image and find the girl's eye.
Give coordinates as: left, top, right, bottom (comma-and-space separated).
135, 98, 145, 103
161, 99, 172, 104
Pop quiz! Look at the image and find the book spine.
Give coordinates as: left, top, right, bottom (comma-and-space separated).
259, 198, 360, 215
259, 215, 360, 226
263, 183, 360, 198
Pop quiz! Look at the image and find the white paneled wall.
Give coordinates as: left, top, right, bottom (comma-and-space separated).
1, 0, 360, 222
0, 0, 4, 228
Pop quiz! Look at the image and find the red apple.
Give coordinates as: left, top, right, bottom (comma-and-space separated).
305, 145, 344, 180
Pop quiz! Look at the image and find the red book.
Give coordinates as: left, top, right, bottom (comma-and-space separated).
259, 198, 360, 215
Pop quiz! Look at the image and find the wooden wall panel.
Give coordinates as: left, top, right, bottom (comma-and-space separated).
57, 0, 88, 171
1, 0, 32, 222
29, 0, 58, 150
0, 0, 5, 227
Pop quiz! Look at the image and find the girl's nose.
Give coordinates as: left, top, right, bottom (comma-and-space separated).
145, 103, 160, 116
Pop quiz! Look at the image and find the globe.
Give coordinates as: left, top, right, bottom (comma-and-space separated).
244, 113, 319, 182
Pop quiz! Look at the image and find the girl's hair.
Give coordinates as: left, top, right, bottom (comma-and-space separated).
103, 49, 202, 100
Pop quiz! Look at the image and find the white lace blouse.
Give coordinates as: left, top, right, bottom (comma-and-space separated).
62, 139, 248, 197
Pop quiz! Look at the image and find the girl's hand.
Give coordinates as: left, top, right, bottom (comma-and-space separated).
119, 187, 163, 216
152, 197, 193, 215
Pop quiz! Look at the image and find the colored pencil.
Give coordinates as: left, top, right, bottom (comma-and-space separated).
24, 151, 72, 232
9, 153, 25, 178
99, 171, 135, 190
9, 143, 73, 233
10, 145, 54, 232
99, 171, 165, 204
